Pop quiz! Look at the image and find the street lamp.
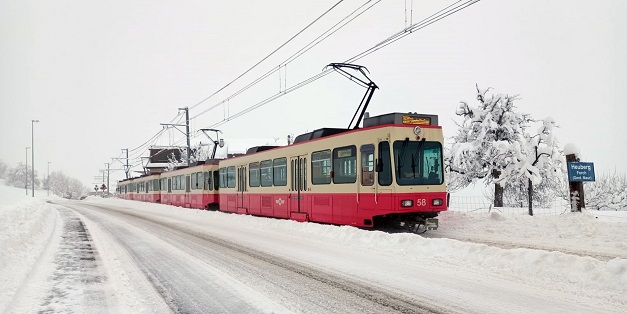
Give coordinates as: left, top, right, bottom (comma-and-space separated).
31, 119, 39, 197
25, 147, 30, 195
47, 161, 51, 196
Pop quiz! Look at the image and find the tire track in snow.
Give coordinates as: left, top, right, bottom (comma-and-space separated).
38, 207, 109, 313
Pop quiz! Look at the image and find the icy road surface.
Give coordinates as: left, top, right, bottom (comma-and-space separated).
3, 195, 626, 313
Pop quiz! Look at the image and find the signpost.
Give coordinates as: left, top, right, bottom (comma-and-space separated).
567, 162, 595, 182
566, 155, 595, 212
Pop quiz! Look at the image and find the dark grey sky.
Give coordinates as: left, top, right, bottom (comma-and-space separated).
1, 0, 625, 187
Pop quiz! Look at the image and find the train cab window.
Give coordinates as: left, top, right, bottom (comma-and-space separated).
393, 140, 443, 185
312, 150, 331, 185
249, 162, 260, 187
378, 141, 393, 186
260, 160, 273, 187
273, 158, 287, 186
153, 179, 159, 191
213, 171, 220, 191
361, 144, 375, 186
227, 166, 236, 188
333, 145, 357, 184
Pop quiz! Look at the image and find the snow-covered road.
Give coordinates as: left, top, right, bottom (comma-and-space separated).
2, 189, 626, 313
68, 201, 449, 313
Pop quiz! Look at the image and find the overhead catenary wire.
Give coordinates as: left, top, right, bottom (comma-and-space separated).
190, 0, 380, 120
121, 0, 374, 164
189, 0, 347, 111
119, 0, 480, 175
192, 0, 480, 128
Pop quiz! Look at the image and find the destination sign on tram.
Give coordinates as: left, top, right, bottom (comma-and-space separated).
402, 115, 432, 125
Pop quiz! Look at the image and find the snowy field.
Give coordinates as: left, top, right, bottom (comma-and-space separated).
1, 180, 626, 313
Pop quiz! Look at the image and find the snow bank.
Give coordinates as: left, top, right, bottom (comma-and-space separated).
0, 183, 58, 310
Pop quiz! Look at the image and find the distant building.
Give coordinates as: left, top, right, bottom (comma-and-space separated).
144, 146, 183, 174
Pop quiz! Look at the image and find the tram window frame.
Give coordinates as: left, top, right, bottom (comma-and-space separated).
260, 160, 273, 187
219, 167, 227, 188
197, 172, 204, 190
378, 141, 393, 186
332, 145, 357, 184
311, 150, 332, 185
249, 162, 260, 187
204, 171, 211, 190
191, 173, 197, 190
227, 166, 236, 188
361, 144, 375, 186
213, 171, 220, 191
273, 158, 287, 186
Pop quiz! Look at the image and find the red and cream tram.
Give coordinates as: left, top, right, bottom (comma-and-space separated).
218, 112, 446, 230
159, 161, 220, 210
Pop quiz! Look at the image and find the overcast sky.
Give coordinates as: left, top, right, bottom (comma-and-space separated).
1, 0, 625, 188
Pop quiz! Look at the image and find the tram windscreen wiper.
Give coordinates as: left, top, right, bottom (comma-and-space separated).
397, 138, 409, 175
411, 138, 426, 178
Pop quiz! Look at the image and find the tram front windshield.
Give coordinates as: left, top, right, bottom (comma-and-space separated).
393, 140, 443, 185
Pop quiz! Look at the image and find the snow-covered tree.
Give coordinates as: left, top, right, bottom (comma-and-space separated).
585, 172, 627, 210
0, 159, 7, 179
446, 85, 531, 206
499, 118, 567, 210
47, 171, 87, 199
5, 162, 40, 189
166, 142, 212, 170
446, 85, 565, 210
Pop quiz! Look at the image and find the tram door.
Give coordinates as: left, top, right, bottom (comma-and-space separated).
376, 140, 394, 209
289, 156, 307, 213
237, 165, 247, 212
359, 144, 376, 211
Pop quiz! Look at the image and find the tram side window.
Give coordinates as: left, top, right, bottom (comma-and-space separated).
312, 150, 331, 184
260, 160, 273, 187
227, 166, 236, 188
153, 179, 159, 191
273, 158, 287, 186
204, 171, 211, 190
361, 144, 375, 186
191, 173, 197, 190
219, 168, 227, 188
249, 162, 260, 187
333, 145, 357, 184
378, 141, 393, 186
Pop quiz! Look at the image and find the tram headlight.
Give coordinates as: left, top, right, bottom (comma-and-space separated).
433, 198, 443, 206
401, 200, 413, 207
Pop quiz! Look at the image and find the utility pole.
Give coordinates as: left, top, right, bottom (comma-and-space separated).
122, 148, 129, 179
161, 108, 191, 166
25, 147, 30, 195
32, 119, 39, 197
104, 163, 110, 197
179, 107, 191, 166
